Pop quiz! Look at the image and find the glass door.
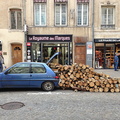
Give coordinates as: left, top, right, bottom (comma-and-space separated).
95, 43, 104, 68
95, 43, 115, 69
104, 43, 115, 68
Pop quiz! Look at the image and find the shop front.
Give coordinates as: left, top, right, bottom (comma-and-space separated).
95, 39, 120, 69
27, 35, 72, 65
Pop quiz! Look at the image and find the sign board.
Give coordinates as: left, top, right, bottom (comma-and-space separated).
94, 39, 120, 43
27, 35, 72, 42
86, 42, 93, 67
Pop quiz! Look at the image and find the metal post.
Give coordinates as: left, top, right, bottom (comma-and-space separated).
92, 0, 95, 68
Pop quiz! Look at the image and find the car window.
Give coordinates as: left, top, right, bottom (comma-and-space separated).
31, 64, 46, 73
7, 63, 30, 74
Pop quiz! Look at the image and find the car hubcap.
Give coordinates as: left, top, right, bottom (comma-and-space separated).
45, 83, 52, 90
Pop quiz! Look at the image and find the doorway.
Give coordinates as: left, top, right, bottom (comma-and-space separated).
11, 44, 22, 64
95, 43, 116, 69
104, 43, 114, 68
74, 45, 86, 64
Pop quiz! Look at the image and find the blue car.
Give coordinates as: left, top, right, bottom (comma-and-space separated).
0, 53, 60, 91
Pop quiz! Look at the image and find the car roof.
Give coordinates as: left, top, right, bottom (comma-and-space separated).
15, 62, 46, 65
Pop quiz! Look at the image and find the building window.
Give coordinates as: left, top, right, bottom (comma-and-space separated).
34, 3, 46, 26
77, 3, 88, 26
55, 3, 67, 26
10, 9, 22, 29
101, 7, 115, 29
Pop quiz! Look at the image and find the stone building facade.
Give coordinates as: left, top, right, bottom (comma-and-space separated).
3, 0, 120, 69
25, 0, 93, 67
0, 0, 25, 68
94, 0, 120, 69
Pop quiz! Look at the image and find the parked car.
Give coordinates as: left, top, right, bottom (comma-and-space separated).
0, 62, 59, 91
0, 52, 61, 91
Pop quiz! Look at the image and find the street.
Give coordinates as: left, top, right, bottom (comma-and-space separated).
0, 89, 120, 120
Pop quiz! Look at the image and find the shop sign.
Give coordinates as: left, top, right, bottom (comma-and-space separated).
86, 42, 92, 67
27, 45, 31, 62
27, 35, 72, 42
94, 39, 120, 43
26, 42, 31, 46
86, 42, 92, 54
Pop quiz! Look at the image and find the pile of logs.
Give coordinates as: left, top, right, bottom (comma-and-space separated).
48, 63, 60, 71
58, 63, 120, 92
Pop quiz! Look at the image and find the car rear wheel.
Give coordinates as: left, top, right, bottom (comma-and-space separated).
42, 82, 55, 91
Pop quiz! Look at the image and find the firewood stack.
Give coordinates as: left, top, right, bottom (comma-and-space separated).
58, 63, 120, 92
48, 63, 61, 71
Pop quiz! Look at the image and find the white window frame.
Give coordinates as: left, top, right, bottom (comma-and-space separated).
55, 3, 67, 26
10, 9, 22, 30
77, 3, 88, 26
101, 6, 115, 25
34, 3, 46, 26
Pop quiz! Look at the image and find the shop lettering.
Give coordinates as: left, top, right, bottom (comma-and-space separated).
29, 36, 49, 41
28, 36, 70, 41
55, 36, 70, 41
95, 39, 120, 43
99, 39, 120, 42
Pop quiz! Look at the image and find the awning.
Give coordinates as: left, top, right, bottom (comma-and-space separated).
34, 0, 47, 2
77, 0, 89, 2
54, 0, 68, 2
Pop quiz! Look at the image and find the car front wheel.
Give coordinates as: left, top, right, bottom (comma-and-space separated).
42, 82, 55, 91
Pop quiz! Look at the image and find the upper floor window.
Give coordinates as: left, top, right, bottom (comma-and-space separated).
10, 9, 22, 29
55, 3, 67, 26
77, 3, 88, 26
34, 3, 46, 26
101, 6, 115, 29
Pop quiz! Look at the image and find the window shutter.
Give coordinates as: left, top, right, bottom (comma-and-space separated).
77, 0, 89, 3
54, 0, 68, 2
34, 0, 47, 3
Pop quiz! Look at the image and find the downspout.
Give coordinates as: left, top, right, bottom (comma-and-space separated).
92, 0, 95, 68
23, 0, 27, 62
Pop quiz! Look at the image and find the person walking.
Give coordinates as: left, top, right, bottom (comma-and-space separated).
0, 51, 4, 72
114, 53, 119, 71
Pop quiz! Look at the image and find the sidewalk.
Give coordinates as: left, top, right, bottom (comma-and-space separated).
94, 69, 120, 78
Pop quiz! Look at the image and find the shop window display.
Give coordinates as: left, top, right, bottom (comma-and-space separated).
105, 44, 115, 68
95, 43, 120, 69
30, 43, 72, 65
95, 50, 103, 68
31, 43, 41, 62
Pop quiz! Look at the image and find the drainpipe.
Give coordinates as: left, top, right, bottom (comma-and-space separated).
92, 0, 95, 68
23, 0, 27, 62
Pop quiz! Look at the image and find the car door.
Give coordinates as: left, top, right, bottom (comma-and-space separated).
1, 63, 30, 88
30, 63, 48, 87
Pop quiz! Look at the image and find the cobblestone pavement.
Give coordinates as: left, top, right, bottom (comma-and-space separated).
95, 69, 120, 78
0, 89, 120, 120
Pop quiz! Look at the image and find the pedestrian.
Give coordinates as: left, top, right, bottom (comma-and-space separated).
0, 51, 4, 72
114, 53, 119, 71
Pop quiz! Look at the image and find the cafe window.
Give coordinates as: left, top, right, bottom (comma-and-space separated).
10, 9, 22, 29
